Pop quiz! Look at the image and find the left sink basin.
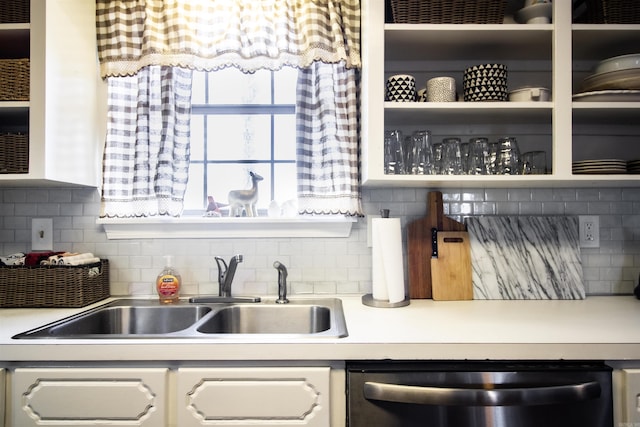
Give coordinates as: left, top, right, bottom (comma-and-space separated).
13, 299, 212, 338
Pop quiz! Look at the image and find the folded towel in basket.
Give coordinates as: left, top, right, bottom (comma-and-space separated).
57, 253, 98, 266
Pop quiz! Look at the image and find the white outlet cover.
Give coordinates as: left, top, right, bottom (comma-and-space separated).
32, 218, 53, 251
578, 215, 600, 248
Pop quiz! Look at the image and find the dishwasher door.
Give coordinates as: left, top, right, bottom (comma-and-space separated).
346, 361, 613, 427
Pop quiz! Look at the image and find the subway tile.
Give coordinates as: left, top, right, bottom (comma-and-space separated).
552, 188, 576, 201
507, 188, 531, 201
576, 188, 600, 201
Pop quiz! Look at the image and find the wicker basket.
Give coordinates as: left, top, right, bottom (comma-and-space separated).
0, 58, 30, 101
0, 133, 29, 174
577, 0, 640, 23
0, 260, 110, 308
0, 0, 29, 24
390, 0, 508, 24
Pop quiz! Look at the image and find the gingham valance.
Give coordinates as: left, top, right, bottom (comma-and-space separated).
96, 0, 361, 78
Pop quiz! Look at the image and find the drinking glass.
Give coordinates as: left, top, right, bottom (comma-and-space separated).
467, 137, 490, 175
441, 137, 462, 175
487, 142, 499, 175
409, 130, 433, 175
521, 151, 547, 175
496, 137, 521, 175
384, 130, 404, 174
432, 143, 443, 175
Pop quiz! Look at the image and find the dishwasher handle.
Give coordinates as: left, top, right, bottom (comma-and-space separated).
363, 380, 601, 407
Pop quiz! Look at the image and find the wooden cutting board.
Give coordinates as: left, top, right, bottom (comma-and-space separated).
407, 192, 466, 299
431, 230, 473, 301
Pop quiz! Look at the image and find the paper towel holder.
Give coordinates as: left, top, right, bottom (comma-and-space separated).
364, 208, 410, 308
362, 293, 410, 308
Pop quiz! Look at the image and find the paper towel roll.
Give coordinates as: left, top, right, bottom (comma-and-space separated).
371, 217, 406, 303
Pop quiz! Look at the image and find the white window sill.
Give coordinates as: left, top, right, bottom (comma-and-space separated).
97, 216, 356, 239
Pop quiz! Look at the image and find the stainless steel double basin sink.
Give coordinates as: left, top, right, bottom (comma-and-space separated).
13, 298, 348, 339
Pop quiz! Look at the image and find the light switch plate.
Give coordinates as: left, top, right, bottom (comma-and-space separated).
32, 218, 53, 251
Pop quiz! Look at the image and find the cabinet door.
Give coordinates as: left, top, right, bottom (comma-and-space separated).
616, 368, 640, 425
10, 368, 168, 427
177, 367, 331, 427
1, 368, 5, 427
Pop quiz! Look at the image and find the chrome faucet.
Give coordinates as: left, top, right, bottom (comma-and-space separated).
273, 261, 289, 304
215, 255, 243, 298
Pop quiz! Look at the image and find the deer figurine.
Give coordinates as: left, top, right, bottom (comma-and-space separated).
227, 171, 264, 217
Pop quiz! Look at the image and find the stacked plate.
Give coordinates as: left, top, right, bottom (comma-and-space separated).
576, 53, 640, 97
463, 63, 508, 102
627, 159, 640, 174
572, 159, 627, 174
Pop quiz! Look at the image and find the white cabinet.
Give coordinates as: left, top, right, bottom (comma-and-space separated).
6, 365, 337, 427
1, 368, 5, 427
614, 368, 640, 426
361, 0, 640, 188
177, 367, 331, 427
0, 0, 102, 187
9, 367, 169, 427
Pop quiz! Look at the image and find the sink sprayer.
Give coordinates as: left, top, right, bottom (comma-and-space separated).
273, 261, 289, 304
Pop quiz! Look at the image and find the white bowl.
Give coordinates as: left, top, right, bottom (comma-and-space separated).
593, 53, 640, 75
508, 87, 551, 102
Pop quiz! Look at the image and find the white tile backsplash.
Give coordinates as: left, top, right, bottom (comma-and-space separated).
2, 186, 640, 297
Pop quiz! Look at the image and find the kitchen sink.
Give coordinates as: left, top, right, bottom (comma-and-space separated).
12, 298, 348, 339
197, 304, 331, 334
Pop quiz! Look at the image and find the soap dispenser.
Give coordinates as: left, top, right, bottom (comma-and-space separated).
156, 255, 181, 304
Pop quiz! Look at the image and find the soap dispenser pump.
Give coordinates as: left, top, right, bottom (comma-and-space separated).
156, 255, 181, 304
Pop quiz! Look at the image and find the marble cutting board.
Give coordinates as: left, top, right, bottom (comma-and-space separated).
466, 216, 584, 300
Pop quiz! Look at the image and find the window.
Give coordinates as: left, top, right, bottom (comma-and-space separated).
183, 67, 299, 216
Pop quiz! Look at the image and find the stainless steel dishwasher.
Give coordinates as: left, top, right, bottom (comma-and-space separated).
347, 361, 613, 427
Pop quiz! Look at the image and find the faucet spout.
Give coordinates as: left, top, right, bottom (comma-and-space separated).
273, 261, 289, 304
216, 255, 243, 298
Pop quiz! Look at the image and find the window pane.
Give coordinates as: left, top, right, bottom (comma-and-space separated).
189, 115, 205, 160
206, 115, 272, 160
274, 67, 297, 104
208, 68, 272, 105
274, 115, 295, 160
208, 164, 271, 213
184, 163, 205, 210
192, 71, 207, 104
273, 163, 297, 204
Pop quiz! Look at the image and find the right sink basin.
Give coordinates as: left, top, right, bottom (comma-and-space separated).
198, 304, 332, 334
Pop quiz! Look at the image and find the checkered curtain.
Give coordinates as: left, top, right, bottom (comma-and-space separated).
100, 66, 192, 217
296, 62, 362, 216
97, 0, 362, 217
96, 0, 361, 76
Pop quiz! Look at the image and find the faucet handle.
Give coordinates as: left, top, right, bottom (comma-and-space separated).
214, 256, 228, 292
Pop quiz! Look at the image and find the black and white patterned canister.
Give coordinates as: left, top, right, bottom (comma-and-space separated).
386, 74, 416, 102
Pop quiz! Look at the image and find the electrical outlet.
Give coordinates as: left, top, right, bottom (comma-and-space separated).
579, 215, 600, 248
32, 218, 53, 251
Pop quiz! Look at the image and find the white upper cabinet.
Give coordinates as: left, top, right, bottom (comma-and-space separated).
361, 0, 640, 187
0, 0, 103, 187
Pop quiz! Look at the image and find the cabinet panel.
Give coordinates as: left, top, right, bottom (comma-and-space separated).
10, 368, 168, 427
616, 368, 640, 425
177, 367, 331, 427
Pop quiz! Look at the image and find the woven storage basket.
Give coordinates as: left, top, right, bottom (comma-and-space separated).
390, 0, 508, 24
578, 0, 640, 23
0, 0, 29, 24
0, 259, 110, 308
0, 58, 30, 101
0, 133, 29, 174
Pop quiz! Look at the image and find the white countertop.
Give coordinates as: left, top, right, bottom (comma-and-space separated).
1, 295, 640, 362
